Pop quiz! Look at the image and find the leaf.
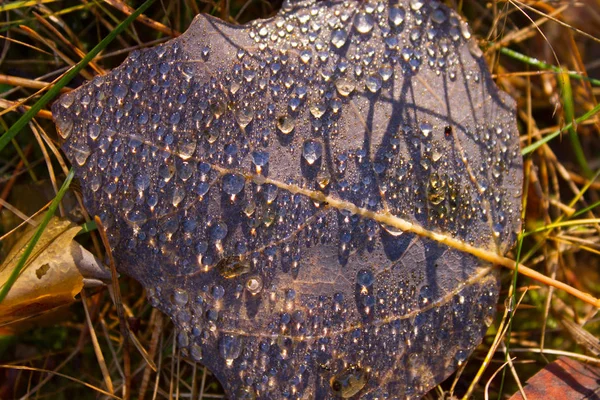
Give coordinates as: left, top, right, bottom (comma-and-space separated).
0, 217, 85, 327
52, 0, 523, 398
509, 357, 600, 400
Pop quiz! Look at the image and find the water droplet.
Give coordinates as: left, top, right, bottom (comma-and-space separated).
172, 288, 189, 306
112, 84, 128, 100
190, 344, 203, 361
210, 221, 228, 241
335, 78, 355, 97
235, 106, 254, 129
410, 0, 424, 11
251, 151, 269, 167
277, 114, 295, 134
330, 365, 368, 398
73, 143, 91, 166
365, 75, 382, 93
455, 350, 468, 366
431, 9, 447, 24
419, 122, 433, 137
220, 334, 243, 367
357, 270, 375, 287
302, 140, 323, 165
309, 103, 327, 119
354, 13, 374, 34
331, 29, 348, 48
223, 173, 245, 195
246, 276, 263, 295
389, 6, 406, 26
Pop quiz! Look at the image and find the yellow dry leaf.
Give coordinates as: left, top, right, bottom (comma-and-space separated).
0, 217, 84, 326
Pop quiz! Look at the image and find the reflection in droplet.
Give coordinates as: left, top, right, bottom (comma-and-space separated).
220, 335, 243, 367
335, 78, 356, 97
354, 13, 374, 34
223, 173, 245, 196
302, 140, 323, 165
331, 29, 348, 48
277, 114, 296, 134
389, 6, 406, 26
365, 75, 382, 93
330, 365, 368, 398
246, 276, 263, 295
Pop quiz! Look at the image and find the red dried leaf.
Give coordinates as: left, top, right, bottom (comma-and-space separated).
510, 357, 600, 400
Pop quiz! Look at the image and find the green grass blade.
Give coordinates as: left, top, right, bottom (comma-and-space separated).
0, 169, 74, 304
0, 0, 57, 12
522, 102, 600, 156
558, 73, 593, 177
500, 47, 600, 87
0, 0, 156, 153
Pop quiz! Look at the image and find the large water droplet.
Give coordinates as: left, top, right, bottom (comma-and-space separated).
220, 335, 243, 367
302, 140, 323, 165
357, 270, 375, 287
365, 75, 382, 93
73, 143, 91, 166
354, 13, 374, 34
235, 106, 254, 129
330, 365, 368, 398
331, 29, 348, 48
277, 114, 296, 134
419, 122, 433, 137
223, 173, 245, 195
309, 103, 327, 119
246, 276, 263, 295
210, 221, 229, 241
389, 6, 406, 26
335, 78, 356, 97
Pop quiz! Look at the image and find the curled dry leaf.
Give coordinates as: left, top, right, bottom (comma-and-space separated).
53, 0, 522, 398
0, 217, 92, 326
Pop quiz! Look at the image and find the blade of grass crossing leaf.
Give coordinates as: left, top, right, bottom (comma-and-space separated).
0, 0, 156, 153
558, 72, 593, 178
522, 102, 600, 155
0, 168, 74, 304
499, 47, 600, 87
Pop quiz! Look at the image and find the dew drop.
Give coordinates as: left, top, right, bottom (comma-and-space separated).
309, 103, 327, 119
357, 270, 375, 287
277, 114, 296, 134
235, 106, 254, 129
172, 288, 189, 306
354, 13, 374, 34
210, 221, 229, 241
220, 334, 243, 367
73, 143, 91, 166
330, 365, 368, 398
335, 78, 356, 97
365, 75, 382, 93
302, 140, 323, 165
246, 276, 263, 295
419, 122, 433, 137
389, 6, 406, 26
222, 173, 245, 195
331, 29, 348, 48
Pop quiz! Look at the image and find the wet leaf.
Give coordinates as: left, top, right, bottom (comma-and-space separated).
0, 217, 85, 326
53, 0, 523, 398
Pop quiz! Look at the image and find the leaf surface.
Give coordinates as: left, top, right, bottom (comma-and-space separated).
53, 0, 523, 398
